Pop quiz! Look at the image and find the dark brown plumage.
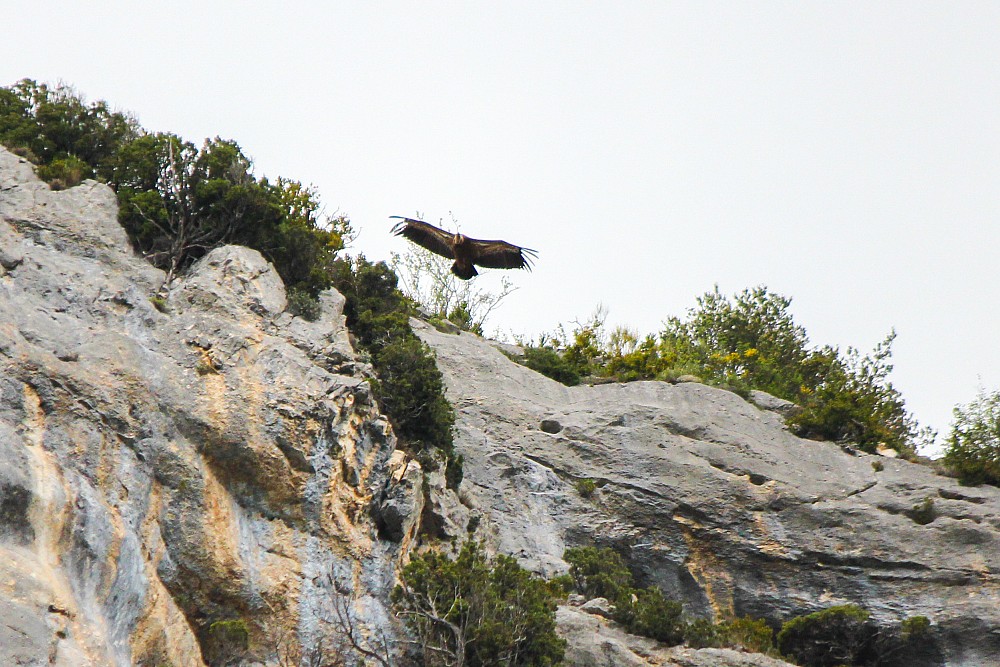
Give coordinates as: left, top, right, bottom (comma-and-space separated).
390, 216, 537, 280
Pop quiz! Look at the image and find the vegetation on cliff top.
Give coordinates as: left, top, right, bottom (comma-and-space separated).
0, 78, 458, 473
0, 79, 349, 306
944, 386, 1000, 486
520, 287, 931, 458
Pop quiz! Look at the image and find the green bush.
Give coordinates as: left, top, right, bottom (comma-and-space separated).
331, 257, 457, 468
0, 79, 140, 179
286, 286, 321, 321
616, 586, 685, 645
36, 154, 90, 189
563, 546, 632, 602
520, 287, 925, 456
574, 478, 597, 498
685, 615, 776, 654
563, 546, 685, 646
521, 345, 580, 386
944, 387, 1000, 486
202, 619, 250, 666
776, 605, 936, 667
777, 605, 871, 667
906, 497, 936, 526
721, 616, 776, 654
1, 80, 349, 300
684, 617, 722, 649
900, 615, 930, 640
393, 542, 565, 666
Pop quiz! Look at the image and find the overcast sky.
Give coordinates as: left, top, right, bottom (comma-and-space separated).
5, 2, 1000, 453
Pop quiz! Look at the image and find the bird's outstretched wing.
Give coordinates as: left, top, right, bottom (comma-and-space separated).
390, 216, 455, 259
468, 238, 538, 271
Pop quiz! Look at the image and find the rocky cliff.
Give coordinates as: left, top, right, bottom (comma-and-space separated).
2, 145, 998, 667
413, 320, 1000, 667
0, 147, 418, 666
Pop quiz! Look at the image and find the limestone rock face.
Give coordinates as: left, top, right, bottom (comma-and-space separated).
5, 140, 999, 667
0, 148, 416, 666
414, 319, 1000, 667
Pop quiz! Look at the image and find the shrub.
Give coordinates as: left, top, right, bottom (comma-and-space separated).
944, 387, 1000, 486
906, 497, 936, 526
616, 586, 685, 645
202, 619, 250, 666
685, 616, 775, 654
777, 606, 937, 667
286, 286, 321, 321
563, 546, 685, 646
331, 257, 457, 468
684, 617, 722, 649
392, 542, 565, 666
36, 155, 90, 189
900, 615, 930, 640
777, 605, 871, 667
574, 478, 597, 498
719, 616, 776, 654
149, 295, 168, 313
521, 346, 580, 386
563, 546, 632, 602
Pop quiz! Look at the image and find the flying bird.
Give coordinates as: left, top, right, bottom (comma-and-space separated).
390, 216, 537, 280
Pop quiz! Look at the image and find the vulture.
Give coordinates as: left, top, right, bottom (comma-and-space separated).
390, 216, 537, 280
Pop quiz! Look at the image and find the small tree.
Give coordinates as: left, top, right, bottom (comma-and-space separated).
392, 543, 565, 666
0, 78, 141, 183
944, 387, 1000, 485
563, 546, 632, 601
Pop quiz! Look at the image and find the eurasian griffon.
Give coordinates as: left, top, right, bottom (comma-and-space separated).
390, 216, 537, 280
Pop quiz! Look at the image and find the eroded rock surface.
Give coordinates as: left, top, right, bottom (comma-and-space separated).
0, 148, 415, 666
416, 320, 1000, 667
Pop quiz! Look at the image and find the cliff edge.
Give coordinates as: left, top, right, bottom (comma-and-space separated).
415, 311, 1000, 666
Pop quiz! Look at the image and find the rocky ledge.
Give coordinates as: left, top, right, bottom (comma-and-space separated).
415, 319, 1000, 667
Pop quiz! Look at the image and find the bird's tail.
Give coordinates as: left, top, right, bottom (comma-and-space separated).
451, 262, 478, 280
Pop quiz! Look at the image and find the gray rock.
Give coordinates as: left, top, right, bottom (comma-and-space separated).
376, 452, 425, 543
540, 418, 563, 433
414, 318, 1000, 666
422, 457, 472, 544
749, 389, 803, 418
0, 148, 408, 667
579, 596, 615, 619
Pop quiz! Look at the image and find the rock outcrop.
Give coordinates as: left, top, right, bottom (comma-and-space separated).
4, 144, 999, 667
0, 148, 417, 666
414, 320, 1000, 667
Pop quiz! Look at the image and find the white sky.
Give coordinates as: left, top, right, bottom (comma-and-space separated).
5, 2, 1000, 452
